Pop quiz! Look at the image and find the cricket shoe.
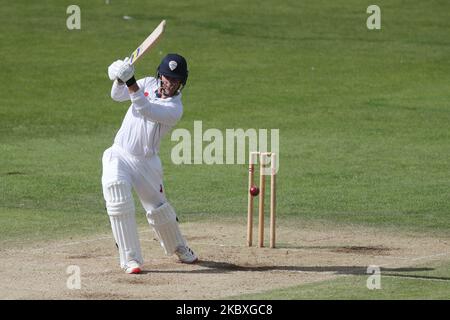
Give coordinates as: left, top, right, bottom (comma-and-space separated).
125, 260, 142, 274
175, 245, 198, 264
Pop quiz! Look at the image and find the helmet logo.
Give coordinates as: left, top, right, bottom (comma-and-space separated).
169, 60, 177, 71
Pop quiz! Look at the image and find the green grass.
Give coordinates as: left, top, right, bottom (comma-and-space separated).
1, 1, 450, 240
231, 261, 450, 299
1, 0, 449, 301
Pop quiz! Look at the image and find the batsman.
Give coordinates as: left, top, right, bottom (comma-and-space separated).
102, 54, 197, 274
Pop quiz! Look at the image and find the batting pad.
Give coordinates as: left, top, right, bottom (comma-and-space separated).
105, 181, 143, 268
146, 202, 186, 255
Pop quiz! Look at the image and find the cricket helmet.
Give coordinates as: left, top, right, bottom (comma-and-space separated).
157, 53, 189, 86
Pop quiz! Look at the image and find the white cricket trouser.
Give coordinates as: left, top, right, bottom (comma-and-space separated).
102, 145, 166, 211
101, 145, 167, 268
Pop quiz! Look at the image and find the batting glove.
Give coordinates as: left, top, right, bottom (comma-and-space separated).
107, 59, 123, 81
116, 57, 135, 83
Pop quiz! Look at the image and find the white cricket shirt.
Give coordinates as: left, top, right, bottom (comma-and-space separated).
110, 77, 183, 157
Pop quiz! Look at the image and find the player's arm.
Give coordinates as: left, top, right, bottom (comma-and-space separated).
110, 79, 130, 101
129, 89, 183, 125
110, 78, 147, 102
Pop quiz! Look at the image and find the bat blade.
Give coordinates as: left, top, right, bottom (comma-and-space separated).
129, 20, 166, 65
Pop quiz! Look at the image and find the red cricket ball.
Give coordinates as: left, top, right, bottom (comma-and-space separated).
249, 185, 260, 196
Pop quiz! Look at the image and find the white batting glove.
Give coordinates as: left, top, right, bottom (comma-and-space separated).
107, 59, 123, 81
116, 57, 135, 83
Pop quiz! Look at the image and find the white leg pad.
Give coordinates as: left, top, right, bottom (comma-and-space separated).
105, 181, 143, 268
146, 202, 186, 255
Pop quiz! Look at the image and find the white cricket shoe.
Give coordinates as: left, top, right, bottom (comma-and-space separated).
125, 260, 142, 274
175, 245, 198, 264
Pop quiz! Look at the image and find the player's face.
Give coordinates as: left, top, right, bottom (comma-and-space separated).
160, 75, 181, 97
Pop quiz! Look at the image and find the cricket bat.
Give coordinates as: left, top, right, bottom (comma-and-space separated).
129, 20, 166, 65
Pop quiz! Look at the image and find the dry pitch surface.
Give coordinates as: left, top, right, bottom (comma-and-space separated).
1, 220, 449, 299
